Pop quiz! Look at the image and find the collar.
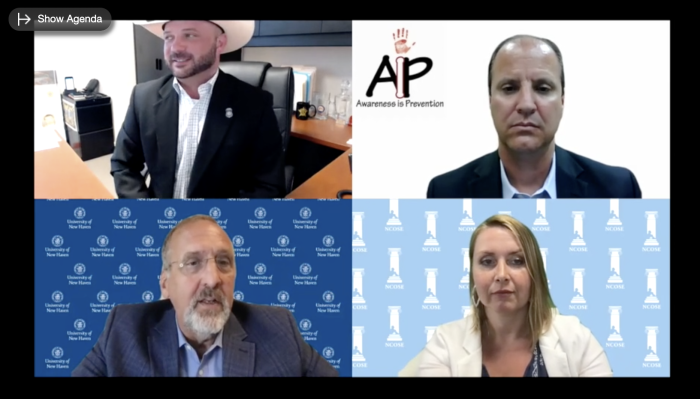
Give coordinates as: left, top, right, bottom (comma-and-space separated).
500, 151, 557, 199
176, 318, 224, 352
172, 69, 219, 97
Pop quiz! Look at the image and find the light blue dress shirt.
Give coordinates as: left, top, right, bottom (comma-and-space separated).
176, 322, 224, 377
500, 152, 557, 199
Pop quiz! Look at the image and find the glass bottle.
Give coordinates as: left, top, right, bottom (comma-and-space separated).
327, 95, 337, 120
336, 79, 351, 125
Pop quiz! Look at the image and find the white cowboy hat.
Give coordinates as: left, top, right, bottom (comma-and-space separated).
137, 20, 255, 54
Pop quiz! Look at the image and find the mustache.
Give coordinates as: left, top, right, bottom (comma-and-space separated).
170, 52, 192, 60
194, 287, 225, 303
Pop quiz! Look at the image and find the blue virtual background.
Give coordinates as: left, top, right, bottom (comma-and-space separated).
351, 199, 669, 377
35, 199, 351, 377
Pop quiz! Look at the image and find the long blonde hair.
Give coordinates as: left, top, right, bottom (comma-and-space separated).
469, 214, 556, 348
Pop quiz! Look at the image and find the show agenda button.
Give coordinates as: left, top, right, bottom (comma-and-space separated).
10, 8, 111, 31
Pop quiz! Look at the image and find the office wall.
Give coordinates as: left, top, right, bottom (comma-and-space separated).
242, 47, 353, 111
34, 22, 137, 139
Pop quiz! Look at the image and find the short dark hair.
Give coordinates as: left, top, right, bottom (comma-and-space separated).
488, 35, 565, 96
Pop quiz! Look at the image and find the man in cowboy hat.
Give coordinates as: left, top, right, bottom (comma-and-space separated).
111, 20, 286, 199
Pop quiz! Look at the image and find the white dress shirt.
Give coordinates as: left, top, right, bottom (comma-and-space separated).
399, 310, 613, 377
172, 70, 219, 146
171, 70, 219, 198
500, 152, 557, 199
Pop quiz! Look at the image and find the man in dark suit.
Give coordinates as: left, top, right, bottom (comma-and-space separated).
72, 215, 337, 377
111, 20, 285, 199
427, 35, 641, 199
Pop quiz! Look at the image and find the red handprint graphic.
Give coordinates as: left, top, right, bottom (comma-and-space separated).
393, 28, 415, 55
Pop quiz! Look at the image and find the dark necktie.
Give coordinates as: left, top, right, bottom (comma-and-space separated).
512, 191, 551, 199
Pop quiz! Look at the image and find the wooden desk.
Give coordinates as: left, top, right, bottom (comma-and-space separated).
35, 135, 115, 199
286, 149, 352, 199
34, 118, 350, 200
291, 118, 351, 151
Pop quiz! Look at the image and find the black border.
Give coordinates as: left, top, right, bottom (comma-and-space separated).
27, 14, 677, 384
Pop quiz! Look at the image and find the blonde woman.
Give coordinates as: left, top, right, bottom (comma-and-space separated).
399, 214, 612, 377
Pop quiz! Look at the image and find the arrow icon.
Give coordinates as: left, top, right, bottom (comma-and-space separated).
17, 13, 30, 26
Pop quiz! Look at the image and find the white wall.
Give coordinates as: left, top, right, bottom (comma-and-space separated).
35, 21, 353, 142
34, 21, 137, 139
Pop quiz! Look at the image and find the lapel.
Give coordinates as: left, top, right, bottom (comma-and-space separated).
538, 323, 572, 377
456, 316, 484, 377
148, 306, 180, 377
153, 78, 179, 198
188, 71, 239, 197
466, 151, 502, 198
554, 146, 588, 198
221, 309, 256, 377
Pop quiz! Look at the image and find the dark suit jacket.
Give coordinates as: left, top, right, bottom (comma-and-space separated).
111, 70, 285, 198
72, 300, 338, 377
427, 146, 642, 199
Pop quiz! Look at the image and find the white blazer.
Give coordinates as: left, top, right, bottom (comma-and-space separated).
399, 312, 613, 377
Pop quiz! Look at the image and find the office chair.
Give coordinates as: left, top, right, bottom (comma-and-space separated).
140, 61, 296, 194
220, 61, 295, 194
337, 152, 352, 199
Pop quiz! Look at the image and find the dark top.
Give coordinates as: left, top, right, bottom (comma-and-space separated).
427, 145, 642, 199
111, 70, 286, 199
482, 341, 549, 377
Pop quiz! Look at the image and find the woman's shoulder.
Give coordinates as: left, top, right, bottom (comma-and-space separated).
434, 316, 475, 341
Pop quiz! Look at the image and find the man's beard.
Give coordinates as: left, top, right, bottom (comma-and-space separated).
167, 43, 217, 80
183, 286, 231, 343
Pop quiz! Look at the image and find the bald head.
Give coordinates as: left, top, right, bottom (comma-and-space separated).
488, 35, 564, 96
161, 215, 230, 274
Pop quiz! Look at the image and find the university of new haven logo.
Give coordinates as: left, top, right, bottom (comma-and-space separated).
46, 235, 69, 257
142, 291, 154, 302
114, 206, 136, 229
45, 346, 70, 370
272, 235, 295, 258
248, 207, 271, 230
210, 207, 228, 229
68, 206, 92, 229
294, 207, 318, 230
317, 235, 340, 257
360, 28, 443, 109
232, 235, 250, 258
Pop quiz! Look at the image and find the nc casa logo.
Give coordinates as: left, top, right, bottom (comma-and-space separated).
366, 28, 433, 99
